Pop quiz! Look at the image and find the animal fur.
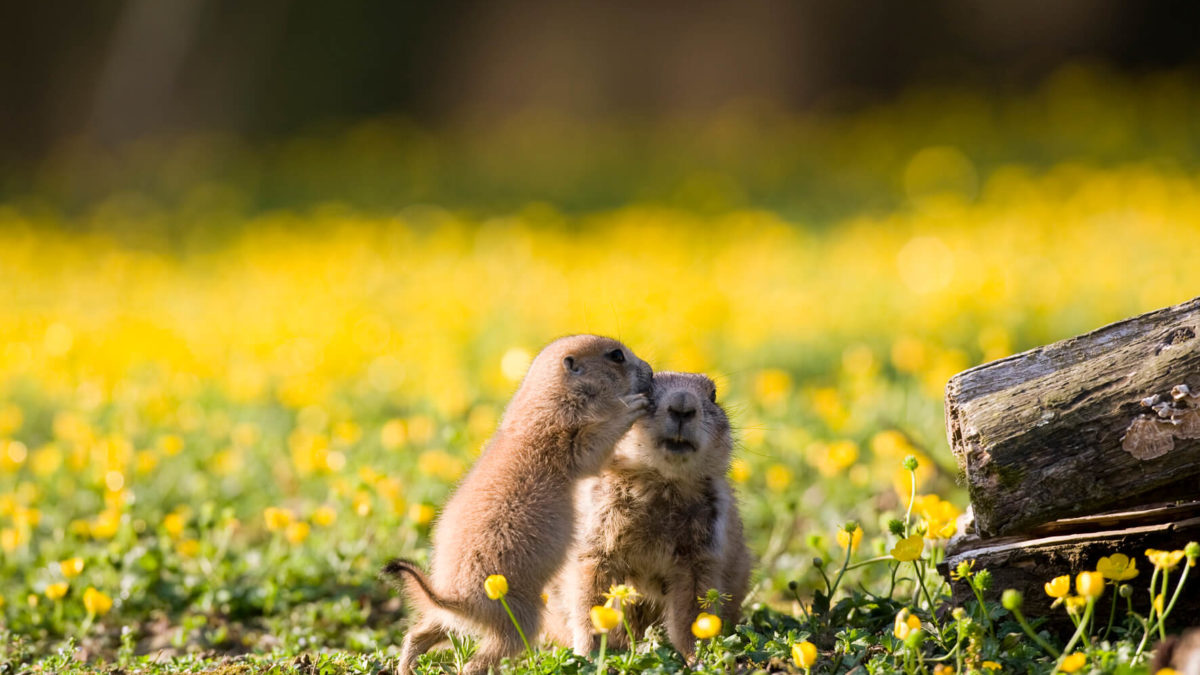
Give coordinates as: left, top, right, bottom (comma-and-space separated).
381, 334, 653, 675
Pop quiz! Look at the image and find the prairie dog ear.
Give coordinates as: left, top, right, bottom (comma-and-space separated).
563, 355, 583, 375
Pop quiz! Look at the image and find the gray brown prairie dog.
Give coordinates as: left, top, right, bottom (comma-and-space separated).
381, 334, 653, 675
546, 371, 751, 659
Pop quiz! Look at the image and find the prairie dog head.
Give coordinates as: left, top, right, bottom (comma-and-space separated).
503, 334, 653, 430
614, 371, 732, 480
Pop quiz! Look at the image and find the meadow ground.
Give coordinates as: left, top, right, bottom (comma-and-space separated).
3, 68, 1200, 673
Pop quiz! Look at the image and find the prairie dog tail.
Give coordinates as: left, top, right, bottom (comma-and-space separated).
380, 559, 467, 614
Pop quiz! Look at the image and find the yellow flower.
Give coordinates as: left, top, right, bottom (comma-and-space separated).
590, 605, 621, 633
753, 368, 792, 409
1044, 575, 1070, 599
602, 584, 642, 607
60, 557, 85, 578
380, 419, 407, 450
417, 449, 464, 482
91, 509, 121, 539
158, 434, 184, 456
163, 512, 186, 538
933, 665, 955, 675
893, 609, 921, 639
891, 534, 924, 562
1058, 652, 1086, 673
818, 440, 858, 476
691, 612, 722, 639
501, 348, 534, 383
728, 458, 750, 484
765, 464, 793, 493
285, 521, 310, 545
1147, 549, 1185, 571
837, 524, 863, 553
1096, 553, 1138, 581
982, 661, 1002, 671
177, 538, 201, 557
263, 507, 294, 532
1154, 593, 1164, 614
1075, 571, 1105, 599
1, 527, 24, 553
484, 574, 508, 600
1157, 669, 1181, 675
45, 582, 68, 600
792, 641, 818, 669
83, 587, 113, 616
916, 495, 961, 540
312, 505, 337, 527
408, 502, 436, 526
13, 506, 40, 528
1064, 596, 1087, 615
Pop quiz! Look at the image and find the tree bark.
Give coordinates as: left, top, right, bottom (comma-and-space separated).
945, 296, 1200, 538
940, 502, 1200, 630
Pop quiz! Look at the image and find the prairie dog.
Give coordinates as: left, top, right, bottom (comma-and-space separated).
547, 371, 751, 659
382, 335, 653, 675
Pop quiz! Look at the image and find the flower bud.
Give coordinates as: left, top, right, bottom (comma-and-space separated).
888, 519, 906, 536
1118, 583, 1134, 598
1187, 541, 1200, 560
904, 628, 926, 650
974, 569, 993, 591
902, 455, 919, 471
1000, 589, 1023, 611
1076, 571, 1105, 599
484, 574, 508, 600
951, 607, 967, 621
813, 557, 825, 569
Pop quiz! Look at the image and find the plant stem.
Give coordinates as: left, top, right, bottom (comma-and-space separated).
1055, 599, 1094, 671
1006, 605, 1060, 658
617, 600, 637, 653
913, 562, 937, 619
499, 596, 533, 659
1102, 585, 1118, 641
1158, 569, 1170, 641
904, 471, 916, 537
1159, 561, 1192, 629
844, 555, 899, 571
966, 573, 994, 638
828, 536, 855, 597
596, 632, 608, 675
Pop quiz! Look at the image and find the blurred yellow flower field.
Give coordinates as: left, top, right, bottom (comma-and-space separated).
2, 69, 1200, 670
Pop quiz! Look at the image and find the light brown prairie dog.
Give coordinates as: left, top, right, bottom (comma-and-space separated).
546, 371, 751, 660
382, 335, 653, 675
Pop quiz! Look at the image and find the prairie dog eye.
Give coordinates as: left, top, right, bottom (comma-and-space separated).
606, 349, 625, 364
709, 388, 717, 403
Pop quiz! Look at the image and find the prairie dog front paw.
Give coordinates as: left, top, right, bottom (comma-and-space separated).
620, 392, 650, 414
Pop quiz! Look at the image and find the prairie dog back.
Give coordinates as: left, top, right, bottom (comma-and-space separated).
383, 334, 653, 675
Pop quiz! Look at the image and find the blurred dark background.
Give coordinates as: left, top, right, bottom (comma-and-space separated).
5, 0, 1200, 163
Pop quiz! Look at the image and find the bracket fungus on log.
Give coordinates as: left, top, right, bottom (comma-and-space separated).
1122, 385, 1200, 459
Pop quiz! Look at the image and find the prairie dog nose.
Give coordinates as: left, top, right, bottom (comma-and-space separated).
666, 390, 699, 424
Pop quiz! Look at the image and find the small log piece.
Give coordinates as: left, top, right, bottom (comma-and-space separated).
945, 296, 1200, 538
940, 502, 1200, 630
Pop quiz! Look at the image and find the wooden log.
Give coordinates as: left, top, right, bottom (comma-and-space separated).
940, 502, 1200, 630
940, 499, 1200, 629
945, 296, 1200, 538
